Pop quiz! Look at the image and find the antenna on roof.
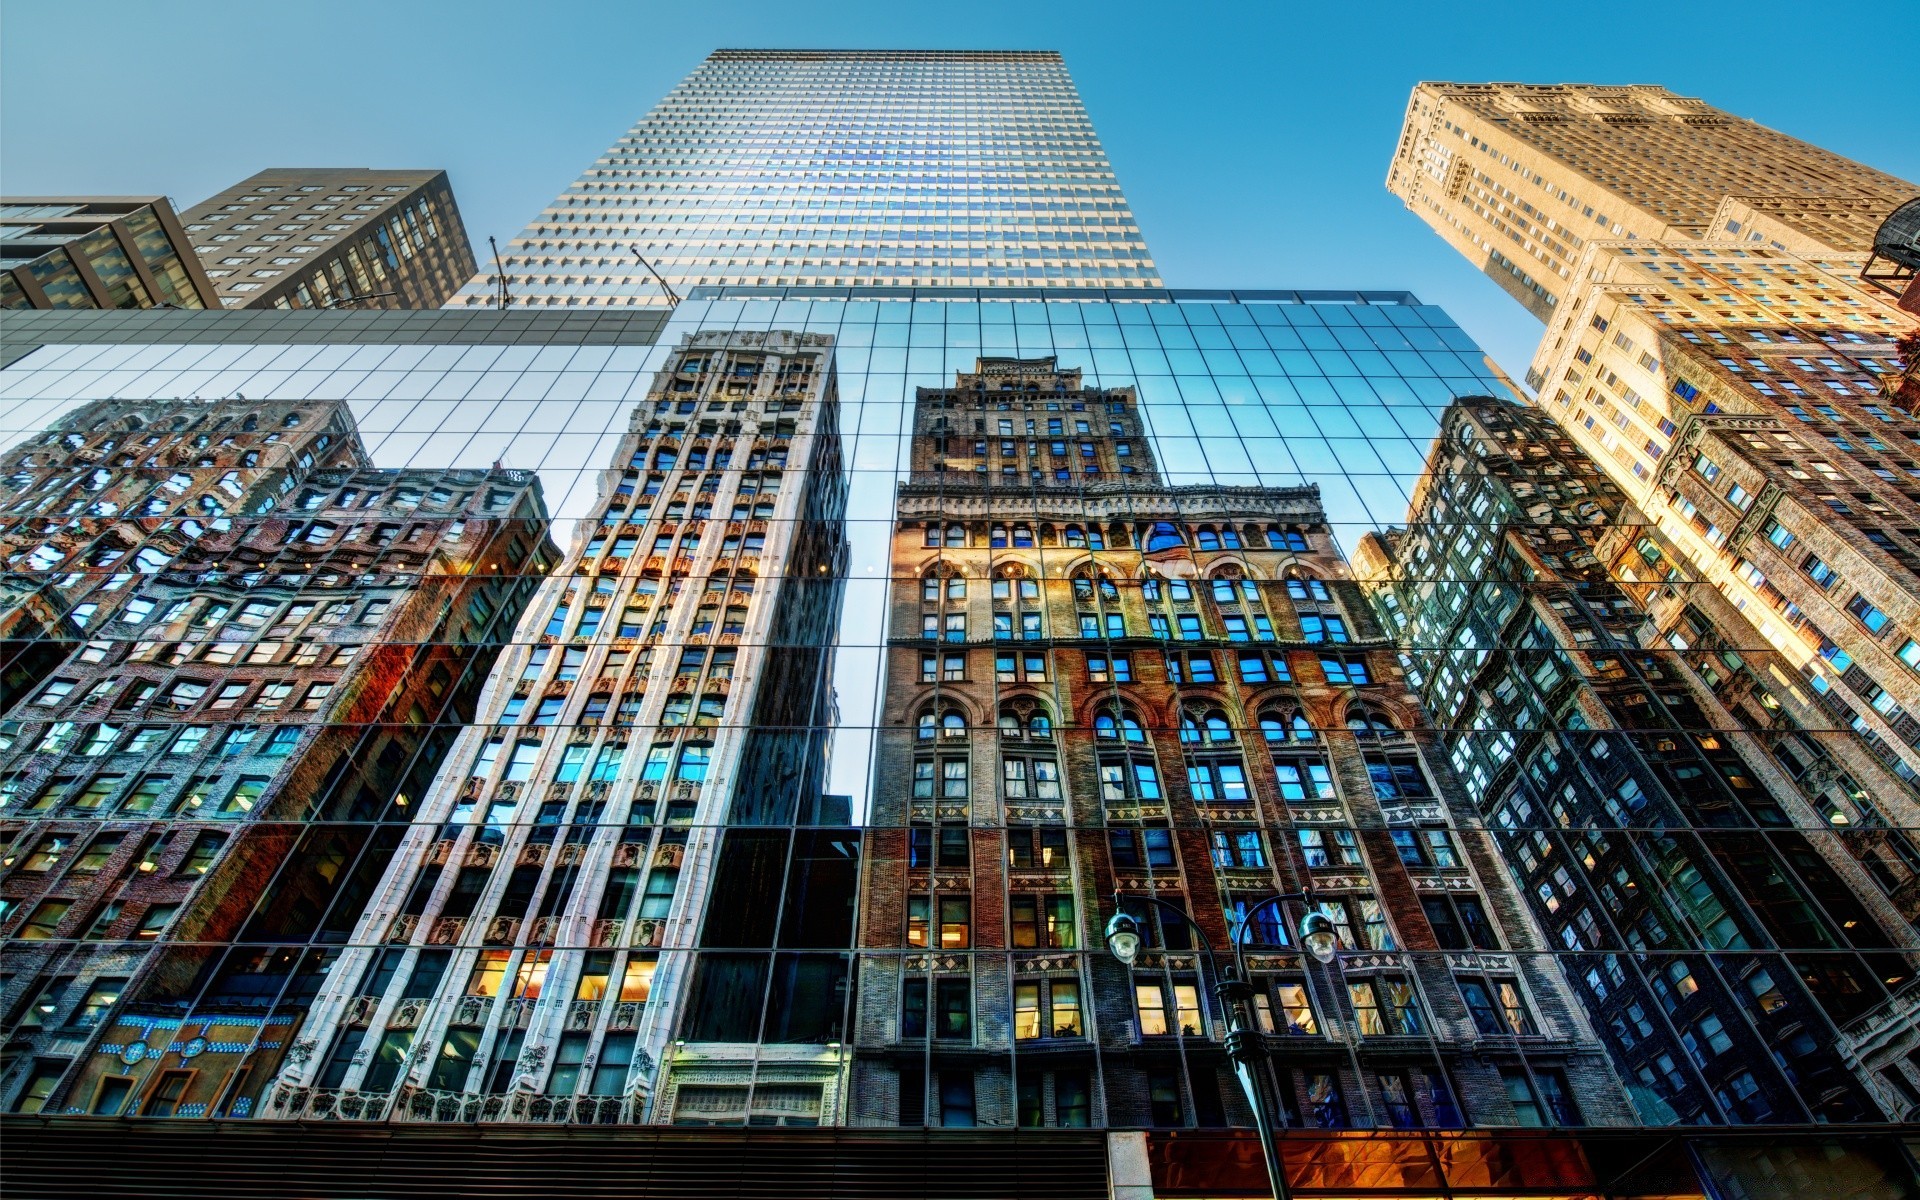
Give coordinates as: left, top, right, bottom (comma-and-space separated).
489, 236, 514, 309
631, 247, 682, 307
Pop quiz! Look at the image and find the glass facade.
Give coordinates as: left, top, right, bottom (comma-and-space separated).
3, 44, 1919, 1200
449, 50, 1158, 307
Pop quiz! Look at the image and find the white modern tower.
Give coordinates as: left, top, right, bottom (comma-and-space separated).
449, 49, 1160, 306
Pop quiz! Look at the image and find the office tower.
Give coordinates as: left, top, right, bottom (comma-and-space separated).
1, 197, 219, 310
255, 329, 850, 1126
179, 170, 476, 310
447, 49, 1159, 308
1356, 396, 1920, 1124
0, 395, 553, 1117
850, 356, 1626, 1133
1386, 83, 1920, 319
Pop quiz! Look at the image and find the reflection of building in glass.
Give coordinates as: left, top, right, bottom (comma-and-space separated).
1387, 84, 1920, 320
1525, 242, 1920, 817
256, 329, 852, 1127
1357, 396, 1920, 1124
447, 49, 1159, 308
1, 197, 220, 311
0, 397, 367, 700
0, 396, 553, 1117
178, 170, 476, 311
852, 358, 1628, 1132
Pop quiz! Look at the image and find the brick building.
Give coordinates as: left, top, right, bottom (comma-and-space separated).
255, 328, 853, 1128
1, 398, 553, 1118
850, 357, 1627, 1133
1356, 396, 1920, 1124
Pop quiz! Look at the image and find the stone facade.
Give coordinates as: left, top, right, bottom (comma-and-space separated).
850, 358, 1627, 1133
254, 329, 852, 1128
1386, 83, 1920, 319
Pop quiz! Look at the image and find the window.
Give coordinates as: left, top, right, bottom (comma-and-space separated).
1274, 759, 1336, 801
1350, 977, 1423, 1036
1009, 895, 1076, 949
939, 897, 971, 949
1136, 981, 1204, 1037
1320, 655, 1371, 686
1298, 827, 1361, 867
1014, 979, 1083, 1039
1503, 1068, 1579, 1126
1109, 826, 1176, 870
1210, 829, 1266, 868
1847, 593, 1892, 634
1422, 894, 1498, 950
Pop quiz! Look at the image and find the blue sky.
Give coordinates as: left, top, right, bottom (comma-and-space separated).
3, 0, 1916, 375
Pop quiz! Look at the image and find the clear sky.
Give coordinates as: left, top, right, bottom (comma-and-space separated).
2, 0, 1916, 381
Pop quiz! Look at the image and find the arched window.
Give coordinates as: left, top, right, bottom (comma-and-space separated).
1145, 522, 1184, 553
1260, 709, 1317, 743
918, 707, 969, 741
1064, 524, 1086, 548
1094, 707, 1147, 743
1072, 568, 1125, 640
999, 701, 1062, 805
1285, 573, 1332, 603
1180, 708, 1235, 745
1196, 527, 1221, 551
1221, 526, 1243, 549
923, 564, 966, 603
1347, 708, 1398, 736
1209, 568, 1273, 642
1267, 525, 1311, 552
945, 523, 967, 548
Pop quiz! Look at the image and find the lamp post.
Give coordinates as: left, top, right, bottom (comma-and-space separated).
1105, 891, 1336, 1200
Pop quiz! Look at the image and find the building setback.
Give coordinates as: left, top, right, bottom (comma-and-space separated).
256, 328, 852, 1127
0, 397, 554, 1117
179, 170, 476, 310
446, 49, 1159, 307
1, 197, 220, 311
850, 357, 1627, 1133
1386, 83, 1920, 320
1356, 396, 1920, 1124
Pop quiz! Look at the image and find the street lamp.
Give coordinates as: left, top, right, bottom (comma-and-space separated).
1104, 890, 1336, 1200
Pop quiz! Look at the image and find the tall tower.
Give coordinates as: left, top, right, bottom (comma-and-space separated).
448, 49, 1159, 307
850, 357, 1626, 1132
1386, 83, 1919, 319
259, 330, 850, 1126
1357, 396, 1920, 1124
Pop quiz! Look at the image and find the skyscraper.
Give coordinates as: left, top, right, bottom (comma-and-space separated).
1356, 396, 1920, 1124
256, 328, 850, 1127
11, 46, 1920, 1200
447, 49, 1159, 307
1386, 83, 1920, 319
1, 197, 219, 311
179, 169, 476, 310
